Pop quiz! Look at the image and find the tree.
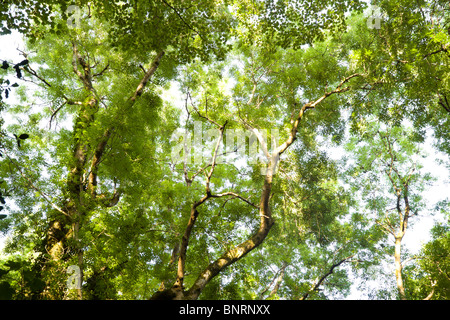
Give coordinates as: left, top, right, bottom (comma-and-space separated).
345, 121, 438, 299
0, 0, 448, 300
1, 0, 237, 299
402, 209, 450, 300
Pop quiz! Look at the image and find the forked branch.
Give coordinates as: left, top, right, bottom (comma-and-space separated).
277, 73, 362, 155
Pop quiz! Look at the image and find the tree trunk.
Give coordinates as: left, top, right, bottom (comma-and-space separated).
38, 46, 163, 299
394, 235, 407, 300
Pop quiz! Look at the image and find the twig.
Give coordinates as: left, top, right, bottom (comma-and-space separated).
161, 0, 206, 43
93, 63, 110, 77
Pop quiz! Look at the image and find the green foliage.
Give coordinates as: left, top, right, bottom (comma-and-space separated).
0, 256, 45, 299
0, 0, 448, 301
403, 210, 450, 300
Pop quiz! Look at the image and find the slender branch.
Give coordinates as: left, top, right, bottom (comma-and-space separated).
182, 94, 192, 186
277, 73, 362, 155
300, 255, 354, 300
384, 209, 396, 233
205, 121, 227, 195
92, 63, 110, 77
23, 64, 80, 107
160, 0, 205, 42
423, 44, 449, 59
23, 65, 52, 88
174, 120, 227, 289
401, 256, 418, 268
259, 262, 288, 299
211, 192, 259, 209
188, 92, 222, 128
376, 219, 395, 236
438, 97, 450, 112
49, 101, 67, 129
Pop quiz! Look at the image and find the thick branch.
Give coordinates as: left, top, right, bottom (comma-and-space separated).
87, 129, 112, 195
130, 51, 165, 102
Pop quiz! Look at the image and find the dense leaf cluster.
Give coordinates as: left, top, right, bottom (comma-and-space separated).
0, 0, 448, 300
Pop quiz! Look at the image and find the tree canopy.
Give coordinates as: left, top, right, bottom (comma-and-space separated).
0, 0, 449, 301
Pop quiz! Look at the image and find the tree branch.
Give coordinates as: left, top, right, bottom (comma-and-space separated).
23, 64, 52, 88
87, 129, 112, 195
130, 51, 164, 102
71, 41, 94, 92
300, 255, 354, 300
259, 261, 288, 299
92, 63, 110, 77
160, 0, 205, 43
174, 121, 227, 289
277, 73, 362, 155
205, 121, 227, 195
212, 192, 259, 209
